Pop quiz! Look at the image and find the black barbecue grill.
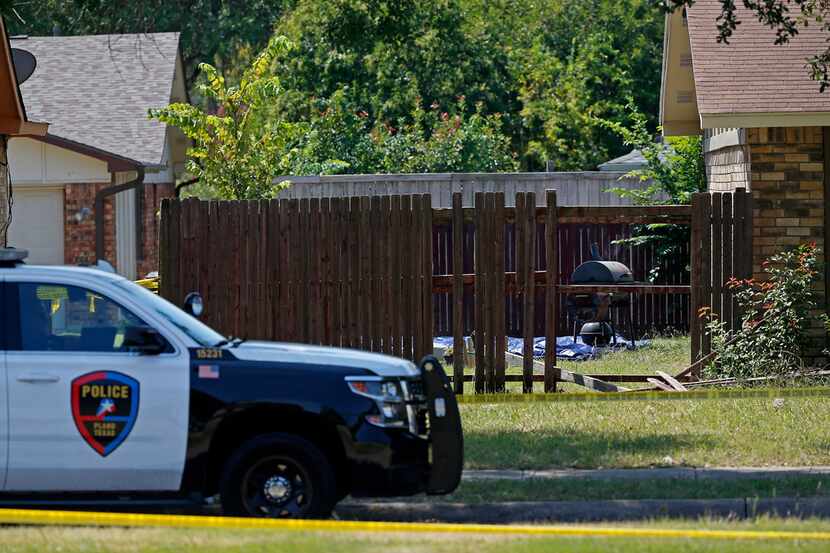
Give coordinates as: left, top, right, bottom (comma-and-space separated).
566, 244, 637, 347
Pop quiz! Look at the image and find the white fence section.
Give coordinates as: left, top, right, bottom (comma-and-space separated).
274, 172, 656, 207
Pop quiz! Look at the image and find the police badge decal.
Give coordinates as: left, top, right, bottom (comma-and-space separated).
71, 372, 140, 457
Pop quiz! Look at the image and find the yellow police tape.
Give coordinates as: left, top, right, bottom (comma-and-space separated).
455, 386, 830, 405
0, 507, 830, 542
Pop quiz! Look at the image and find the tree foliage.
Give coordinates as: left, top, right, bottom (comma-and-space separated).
148, 36, 299, 200
599, 103, 705, 281
5, 0, 288, 90
286, 93, 517, 175
270, 0, 663, 172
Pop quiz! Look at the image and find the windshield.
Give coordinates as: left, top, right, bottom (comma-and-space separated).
113, 280, 225, 347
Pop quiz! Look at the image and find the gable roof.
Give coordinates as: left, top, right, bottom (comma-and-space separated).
688, 0, 830, 126
0, 17, 47, 136
11, 32, 181, 167
661, 0, 830, 133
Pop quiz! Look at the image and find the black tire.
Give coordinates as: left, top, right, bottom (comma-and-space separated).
219, 433, 337, 518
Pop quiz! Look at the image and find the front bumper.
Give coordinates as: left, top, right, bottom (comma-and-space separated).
343, 356, 464, 497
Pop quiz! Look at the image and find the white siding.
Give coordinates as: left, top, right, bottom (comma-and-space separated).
8, 137, 110, 185
274, 172, 660, 207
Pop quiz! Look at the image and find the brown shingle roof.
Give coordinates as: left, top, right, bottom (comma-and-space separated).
11, 33, 180, 166
687, 0, 830, 115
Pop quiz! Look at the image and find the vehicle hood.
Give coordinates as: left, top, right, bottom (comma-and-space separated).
229, 341, 420, 378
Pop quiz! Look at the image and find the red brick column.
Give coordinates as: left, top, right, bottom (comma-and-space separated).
64, 183, 117, 268
747, 126, 826, 361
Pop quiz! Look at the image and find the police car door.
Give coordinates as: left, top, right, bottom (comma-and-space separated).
4, 278, 189, 492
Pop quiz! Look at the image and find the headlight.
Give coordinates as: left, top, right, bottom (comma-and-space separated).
346, 378, 403, 403
346, 376, 407, 428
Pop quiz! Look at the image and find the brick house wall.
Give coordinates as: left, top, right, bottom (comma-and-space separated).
703, 126, 827, 360
745, 127, 825, 360
64, 181, 173, 275
64, 183, 117, 267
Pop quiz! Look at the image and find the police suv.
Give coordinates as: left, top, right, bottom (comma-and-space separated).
0, 248, 463, 518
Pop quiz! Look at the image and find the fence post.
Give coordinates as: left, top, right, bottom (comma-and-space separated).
452, 193, 465, 394
473, 192, 486, 393
689, 193, 702, 364
544, 190, 558, 392
494, 192, 506, 392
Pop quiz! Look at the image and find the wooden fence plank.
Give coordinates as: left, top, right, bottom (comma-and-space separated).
422, 194, 434, 362
321, 197, 332, 345
359, 196, 371, 351
278, 200, 291, 341
544, 190, 558, 392
484, 192, 497, 392
267, 199, 279, 340
452, 192, 464, 394
523, 191, 536, 393
410, 196, 422, 360
390, 195, 402, 357
401, 196, 414, 360
473, 192, 485, 393
494, 191, 506, 392
721, 193, 733, 334
711, 192, 723, 326
689, 193, 702, 363
381, 195, 393, 354
700, 194, 713, 358
349, 197, 361, 349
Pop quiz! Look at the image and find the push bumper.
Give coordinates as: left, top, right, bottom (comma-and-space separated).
419, 355, 464, 495
343, 356, 463, 497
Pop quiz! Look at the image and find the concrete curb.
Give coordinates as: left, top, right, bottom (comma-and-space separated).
338, 497, 830, 524
463, 466, 830, 482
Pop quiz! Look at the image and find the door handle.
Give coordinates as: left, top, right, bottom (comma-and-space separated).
17, 373, 60, 383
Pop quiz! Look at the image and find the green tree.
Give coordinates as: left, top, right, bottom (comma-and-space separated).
5, 0, 289, 91
284, 92, 517, 175
599, 103, 705, 281
600, 103, 706, 205
149, 36, 300, 200
271, 0, 513, 126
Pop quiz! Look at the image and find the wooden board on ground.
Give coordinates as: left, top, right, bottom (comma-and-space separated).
656, 370, 688, 391
647, 378, 676, 392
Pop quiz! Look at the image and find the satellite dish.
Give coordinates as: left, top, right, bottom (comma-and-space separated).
11, 48, 36, 84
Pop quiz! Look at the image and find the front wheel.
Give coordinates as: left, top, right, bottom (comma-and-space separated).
219, 433, 337, 518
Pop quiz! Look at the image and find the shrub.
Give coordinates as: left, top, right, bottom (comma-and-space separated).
703, 243, 821, 380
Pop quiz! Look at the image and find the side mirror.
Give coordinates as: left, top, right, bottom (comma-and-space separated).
123, 326, 167, 355
183, 292, 204, 318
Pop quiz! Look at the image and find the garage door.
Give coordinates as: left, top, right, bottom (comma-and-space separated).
7, 187, 65, 265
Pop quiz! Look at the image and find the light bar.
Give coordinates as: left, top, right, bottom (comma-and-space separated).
0, 248, 28, 263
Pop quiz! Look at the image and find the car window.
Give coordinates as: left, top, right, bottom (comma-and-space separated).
18, 283, 148, 353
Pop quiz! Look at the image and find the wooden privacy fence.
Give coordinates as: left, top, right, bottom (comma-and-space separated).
159, 189, 749, 392
160, 195, 436, 362
689, 189, 754, 362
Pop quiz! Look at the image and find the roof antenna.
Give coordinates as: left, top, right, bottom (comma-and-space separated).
589, 243, 604, 261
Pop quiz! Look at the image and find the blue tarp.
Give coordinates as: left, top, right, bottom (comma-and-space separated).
433, 335, 650, 361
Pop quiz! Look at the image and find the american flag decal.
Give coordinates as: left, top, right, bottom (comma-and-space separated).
198, 365, 220, 379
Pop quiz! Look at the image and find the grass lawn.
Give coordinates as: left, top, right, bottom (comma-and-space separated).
461, 394, 830, 469
455, 337, 830, 470
435, 476, 830, 504
5, 519, 830, 552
